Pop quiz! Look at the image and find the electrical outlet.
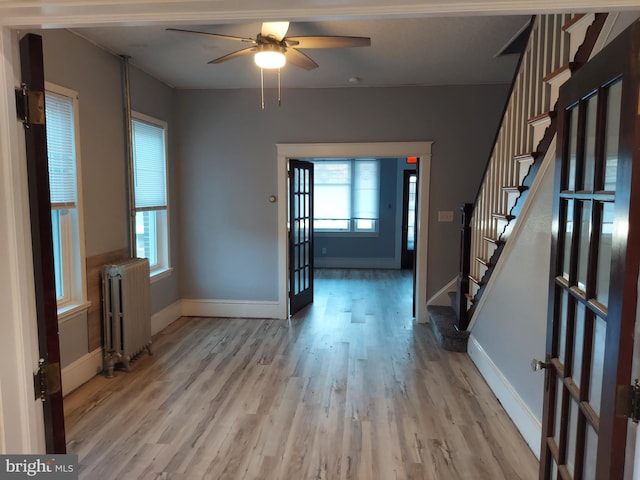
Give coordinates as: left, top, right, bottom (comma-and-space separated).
438, 210, 454, 222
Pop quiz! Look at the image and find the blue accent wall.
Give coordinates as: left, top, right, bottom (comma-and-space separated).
313, 157, 400, 267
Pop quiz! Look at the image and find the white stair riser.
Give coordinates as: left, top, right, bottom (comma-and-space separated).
505, 191, 521, 212
530, 115, 551, 150
518, 157, 534, 185
565, 13, 596, 60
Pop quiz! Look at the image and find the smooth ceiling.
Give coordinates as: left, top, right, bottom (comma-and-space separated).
71, 16, 531, 89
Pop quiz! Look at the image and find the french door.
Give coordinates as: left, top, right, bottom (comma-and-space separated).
401, 170, 417, 270
288, 159, 314, 316
19, 33, 66, 453
539, 20, 640, 479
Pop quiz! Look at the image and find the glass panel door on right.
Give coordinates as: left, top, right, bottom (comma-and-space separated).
540, 19, 640, 479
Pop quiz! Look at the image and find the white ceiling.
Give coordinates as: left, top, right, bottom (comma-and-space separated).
5, 0, 636, 91
70, 16, 530, 89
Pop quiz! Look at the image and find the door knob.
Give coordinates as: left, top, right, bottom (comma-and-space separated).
531, 358, 550, 372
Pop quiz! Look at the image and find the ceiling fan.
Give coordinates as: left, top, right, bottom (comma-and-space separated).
167, 21, 371, 70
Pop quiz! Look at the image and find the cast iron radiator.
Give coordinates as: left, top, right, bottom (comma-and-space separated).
102, 257, 152, 377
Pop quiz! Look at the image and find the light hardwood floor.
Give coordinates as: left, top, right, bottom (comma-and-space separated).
65, 269, 539, 479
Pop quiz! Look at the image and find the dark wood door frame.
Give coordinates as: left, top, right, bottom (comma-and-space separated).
19, 33, 66, 453
401, 169, 417, 270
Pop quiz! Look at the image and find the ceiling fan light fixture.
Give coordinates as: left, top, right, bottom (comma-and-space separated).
254, 44, 286, 69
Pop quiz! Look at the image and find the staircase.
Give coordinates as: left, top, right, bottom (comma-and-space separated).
428, 13, 608, 351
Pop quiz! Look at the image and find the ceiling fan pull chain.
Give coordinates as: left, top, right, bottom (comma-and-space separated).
260, 67, 265, 110
278, 68, 282, 107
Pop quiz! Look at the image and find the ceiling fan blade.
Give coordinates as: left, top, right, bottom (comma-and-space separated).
166, 28, 256, 44
208, 46, 257, 64
285, 36, 371, 49
286, 49, 319, 70
261, 22, 290, 42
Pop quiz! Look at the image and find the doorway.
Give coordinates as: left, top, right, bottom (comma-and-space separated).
277, 142, 432, 322
401, 169, 417, 270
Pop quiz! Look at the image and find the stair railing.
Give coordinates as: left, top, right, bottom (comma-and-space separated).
465, 13, 606, 322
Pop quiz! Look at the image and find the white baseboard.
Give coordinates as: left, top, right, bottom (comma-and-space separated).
427, 276, 457, 306
151, 300, 182, 335
314, 257, 398, 269
467, 335, 541, 459
181, 299, 283, 319
61, 348, 102, 397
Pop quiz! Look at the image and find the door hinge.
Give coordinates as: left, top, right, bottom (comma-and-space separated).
15, 83, 45, 127
617, 379, 640, 423
33, 358, 61, 401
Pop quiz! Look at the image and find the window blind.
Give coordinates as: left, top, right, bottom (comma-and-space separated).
354, 159, 379, 220
132, 118, 167, 209
45, 91, 77, 208
314, 161, 351, 221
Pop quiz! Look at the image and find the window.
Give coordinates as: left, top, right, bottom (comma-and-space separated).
131, 112, 170, 276
45, 83, 87, 311
313, 158, 379, 232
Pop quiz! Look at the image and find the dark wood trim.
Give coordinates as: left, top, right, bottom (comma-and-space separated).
400, 169, 417, 270
456, 203, 472, 330
19, 33, 66, 453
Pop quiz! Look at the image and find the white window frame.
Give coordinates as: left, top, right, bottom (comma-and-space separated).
45, 81, 89, 319
312, 158, 380, 235
131, 111, 171, 280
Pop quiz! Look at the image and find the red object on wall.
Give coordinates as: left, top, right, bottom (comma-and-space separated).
406, 156, 418, 164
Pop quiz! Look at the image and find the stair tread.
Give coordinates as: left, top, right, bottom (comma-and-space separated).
492, 212, 515, 221
503, 185, 529, 193
543, 62, 576, 83
562, 13, 586, 31
483, 235, 503, 245
469, 274, 484, 286
475, 257, 492, 267
514, 151, 538, 162
528, 111, 553, 126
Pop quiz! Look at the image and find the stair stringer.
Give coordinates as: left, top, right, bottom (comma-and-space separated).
467, 136, 555, 332
467, 13, 609, 318
466, 137, 556, 458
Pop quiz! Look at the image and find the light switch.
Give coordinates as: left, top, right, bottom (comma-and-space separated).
438, 210, 454, 222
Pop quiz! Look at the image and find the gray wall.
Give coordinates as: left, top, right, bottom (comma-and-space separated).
129, 67, 180, 313
176, 84, 510, 301
34, 29, 510, 326
470, 158, 554, 425
313, 157, 399, 264
36, 29, 181, 321
39, 29, 127, 256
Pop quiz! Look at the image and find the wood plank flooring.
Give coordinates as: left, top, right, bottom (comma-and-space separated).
64, 268, 539, 479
